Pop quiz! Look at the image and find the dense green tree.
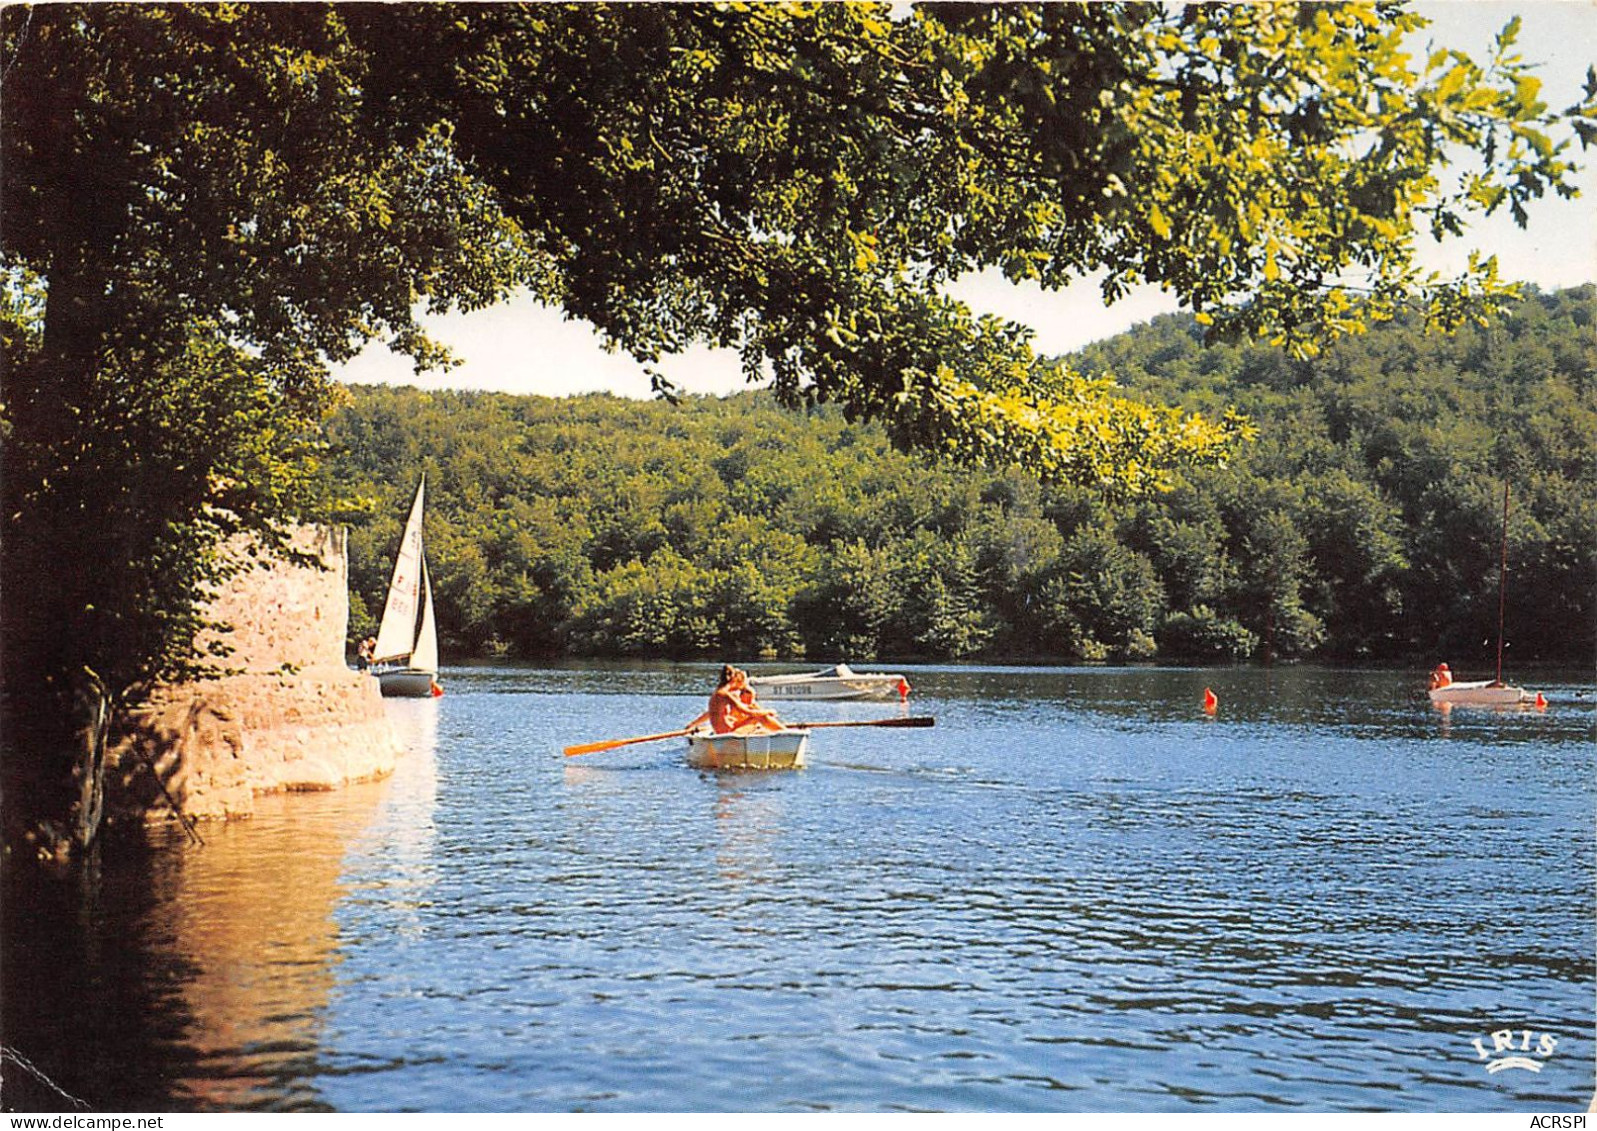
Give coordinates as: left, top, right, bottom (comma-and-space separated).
1130, 508, 1235, 615
885, 533, 993, 660
324, 287, 1592, 675
1035, 526, 1165, 660
790, 541, 899, 661
1299, 472, 1409, 660
1158, 607, 1258, 663
1074, 287, 1596, 667
970, 508, 1065, 655
574, 548, 715, 657
1234, 506, 1326, 661
1, 3, 525, 856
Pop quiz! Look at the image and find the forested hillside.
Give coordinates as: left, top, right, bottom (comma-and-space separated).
326, 287, 1595, 667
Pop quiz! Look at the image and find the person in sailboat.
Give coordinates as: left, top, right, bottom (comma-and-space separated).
357, 636, 376, 671
1428, 662, 1453, 690
686, 666, 787, 735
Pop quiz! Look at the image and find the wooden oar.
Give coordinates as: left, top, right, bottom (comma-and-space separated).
790, 716, 935, 730
564, 727, 696, 758
564, 715, 934, 758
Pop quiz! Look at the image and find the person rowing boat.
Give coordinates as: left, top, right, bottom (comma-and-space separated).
685, 665, 788, 735
563, 678, 933, 757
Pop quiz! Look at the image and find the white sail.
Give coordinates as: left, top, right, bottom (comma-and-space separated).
373, 478, 426, 664
410, 556, 439, 675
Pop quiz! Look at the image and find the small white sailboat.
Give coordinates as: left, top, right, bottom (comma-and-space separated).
1428, 480, 1535, 708
372, 478, 441, 698
1428, 679, 1530, 707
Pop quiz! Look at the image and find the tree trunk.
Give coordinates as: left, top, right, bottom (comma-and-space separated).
2, 668, 110, 865
1, 258, 117, 865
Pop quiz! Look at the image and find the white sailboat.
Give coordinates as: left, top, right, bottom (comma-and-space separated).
1428, 480, 1534, 708
372, 478, 441, 698
1428, 679, 1530, 707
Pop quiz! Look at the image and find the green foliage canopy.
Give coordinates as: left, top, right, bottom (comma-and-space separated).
342, 1, 1592, 470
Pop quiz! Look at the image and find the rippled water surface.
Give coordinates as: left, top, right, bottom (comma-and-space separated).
5, 664, 1593, 1112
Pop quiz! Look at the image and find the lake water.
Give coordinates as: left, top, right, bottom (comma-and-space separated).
4, 664, 1592, 1113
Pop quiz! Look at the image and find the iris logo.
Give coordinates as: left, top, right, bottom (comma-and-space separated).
1472, 1027, 1558, 1074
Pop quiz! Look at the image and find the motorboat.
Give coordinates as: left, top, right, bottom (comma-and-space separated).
747, 663, 907, 701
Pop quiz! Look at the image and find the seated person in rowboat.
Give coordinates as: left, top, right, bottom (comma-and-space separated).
686, 665, 788, 735
701, 666, 787, 734
1429, 662, 1453, 690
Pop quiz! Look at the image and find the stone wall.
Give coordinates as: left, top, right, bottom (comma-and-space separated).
109, 525, 399, 822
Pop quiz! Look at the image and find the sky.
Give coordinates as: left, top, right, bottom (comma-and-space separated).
333, 1, 1597, 401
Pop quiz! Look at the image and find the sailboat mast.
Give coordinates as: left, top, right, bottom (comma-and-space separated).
1495, 479, 1509, 686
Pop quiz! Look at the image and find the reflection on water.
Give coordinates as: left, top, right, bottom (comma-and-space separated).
710, 778, 789, 885
2, 698, 439, 1112
163, 787, 373, 1111
342, 699, 440, 948
3, 665, 1592, 1112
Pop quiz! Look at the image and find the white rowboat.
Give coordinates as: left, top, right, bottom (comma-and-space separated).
748, 663, 905, 701
686, 728, 810, 770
